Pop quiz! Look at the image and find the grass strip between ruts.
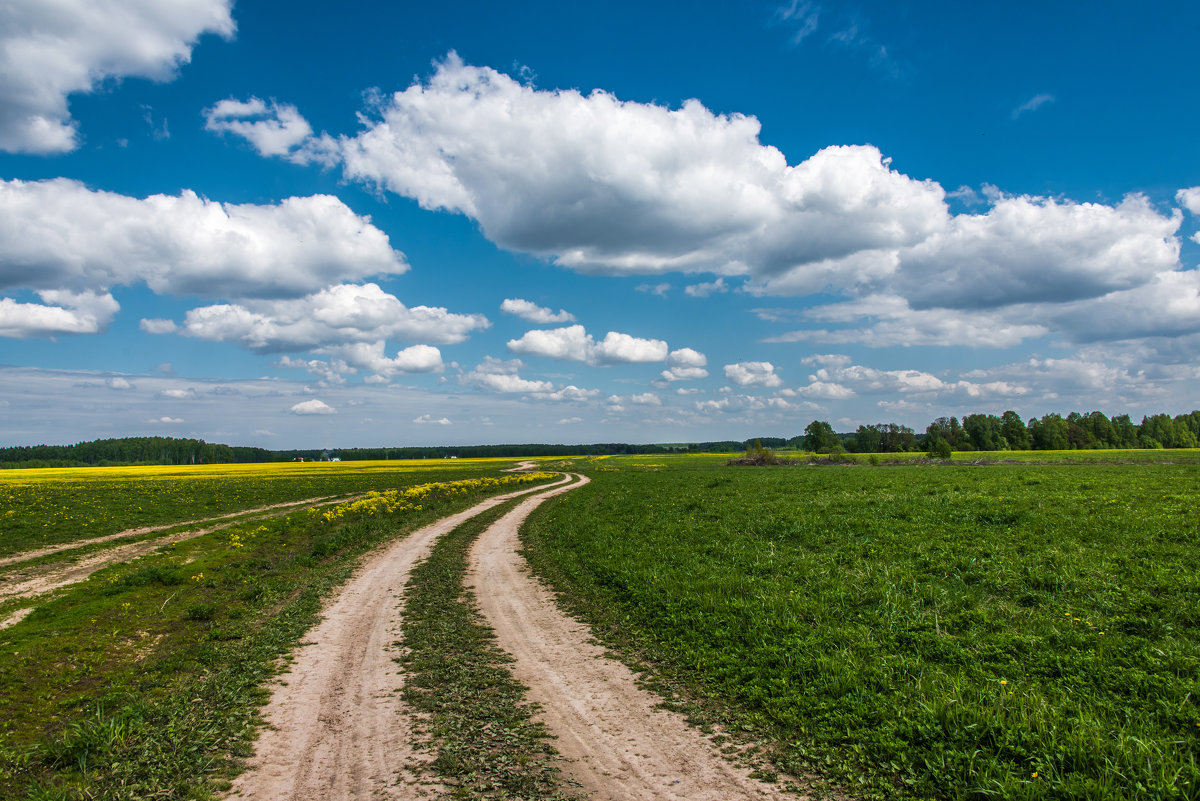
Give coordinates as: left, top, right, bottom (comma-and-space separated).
398, 491, 584, 801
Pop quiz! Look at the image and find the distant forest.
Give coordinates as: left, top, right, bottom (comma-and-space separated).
1, 409, 1197, 468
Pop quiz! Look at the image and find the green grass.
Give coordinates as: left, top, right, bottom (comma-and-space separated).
398, 495, 582, 800
522, 457, 1200, 800
0, 471, 556, 800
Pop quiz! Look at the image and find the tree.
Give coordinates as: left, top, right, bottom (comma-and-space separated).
1000, 410, 1030, 450
855, 424, 882, 453
803, 420, 839, 453
925, 416, 964, 448
1029, 414, 1069, 450
963, 413, 1005, 451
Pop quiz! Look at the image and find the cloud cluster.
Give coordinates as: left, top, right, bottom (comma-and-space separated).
725, 361, 783, 387
461, 357, 554, 394
507, 324, 668, 365
147, 282, 487, 353
212, 55, 1190, 356
0, 179, 407, 301
0, 0, 234, 153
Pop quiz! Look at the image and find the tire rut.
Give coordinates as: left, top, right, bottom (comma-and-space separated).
469, 474, 794, 801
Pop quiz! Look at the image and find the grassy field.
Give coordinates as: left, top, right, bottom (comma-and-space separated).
523, 454, 1200, 800
0, 464, 555, 800
0, 459, 521, 558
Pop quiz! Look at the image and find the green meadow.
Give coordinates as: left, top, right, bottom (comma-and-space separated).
523, 454, 1200, 800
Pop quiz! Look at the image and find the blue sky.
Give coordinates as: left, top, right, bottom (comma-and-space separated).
1, 0, 1198, 448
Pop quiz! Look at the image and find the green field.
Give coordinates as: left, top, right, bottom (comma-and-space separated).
2, 452, 1197, 799
523, 455, 1200, 800
0, 464, 556, 799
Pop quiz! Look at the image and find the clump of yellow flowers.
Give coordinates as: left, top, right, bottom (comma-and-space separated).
318, 473, 556, 523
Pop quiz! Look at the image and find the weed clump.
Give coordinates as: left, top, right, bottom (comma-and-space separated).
727, 440, 800, 466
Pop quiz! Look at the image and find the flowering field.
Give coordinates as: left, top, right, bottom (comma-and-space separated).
0, 458, 521, 558
523, 455, 1200, 800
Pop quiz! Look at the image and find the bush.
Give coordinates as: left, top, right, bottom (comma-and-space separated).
928, 438, 953, 459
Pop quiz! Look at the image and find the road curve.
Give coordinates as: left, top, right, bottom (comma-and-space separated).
469, 474, 790, 801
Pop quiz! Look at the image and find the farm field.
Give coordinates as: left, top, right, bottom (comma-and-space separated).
0, 458, 522, 559
2, 450, 1198, 800
523, 453, 1200, 800
0, 460, 558, 799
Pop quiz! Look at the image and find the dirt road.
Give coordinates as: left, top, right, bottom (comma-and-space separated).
469, 475, 790, 801
226, 474, 573, 801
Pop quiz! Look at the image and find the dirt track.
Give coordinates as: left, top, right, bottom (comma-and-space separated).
226, 475, 573, 801
469, 476, 789, 801
225, 469, 790, 799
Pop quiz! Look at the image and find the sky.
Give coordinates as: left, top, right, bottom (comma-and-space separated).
1, 0, 1198, 449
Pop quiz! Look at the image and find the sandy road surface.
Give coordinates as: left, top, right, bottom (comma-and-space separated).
470, 474, 793, 801
226, 474, 574, 801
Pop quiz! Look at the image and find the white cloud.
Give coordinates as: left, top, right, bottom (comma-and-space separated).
140, 318, 178, 335
0, 290, 119, 338
500, 297, 575, 323
685, 277, 729, 297
1011, 93, 1055, 120
461, 357, 554, 394
0, 179, 408, 301
149, 416, 184, 424
792, 381, 856, 399
327, 55, 946, 283
507, 324, 668, 365
0, 0, 234, 153
630, 392, 662, 405
530, 385, 601, 402
106, 377, 133, 390
290, 399, 336, 415
636, 283, 671, 296
173, 283, 488, 353
557, 416, 583, 424
763, 294, 1049, 348
777, 0, 820, 44
660, 347, 709, 382
413, 414, 451, 425
204, 97, 318, 160
894, 193, 1180, 309
157, 388, 195, 399
1178, 187, 1200, 216
725, 361, 783, 387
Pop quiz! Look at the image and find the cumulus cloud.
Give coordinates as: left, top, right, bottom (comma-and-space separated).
413, 414, 451, 425
149, 416, 184, 424
0, 290, 119, 338
204, 97, 319, 160
803, 361, 1028, 400
894, 193, 1180, 310
725, 361, 783, 387
461, 357, 554, 393
295, 54, 947, 285
507, 324, 668, 365
290, 399, 336, 415
499, 297, 575, 323
1178, 187, 1200, 216
0, 0, 234, 153
169, 283, 487, 353
659, 347, 709, 382
139, 318, 178, 335
0, 179, 407, 300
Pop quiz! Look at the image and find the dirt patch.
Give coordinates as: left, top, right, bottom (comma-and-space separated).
225, 475, 573, 801
469, 475, 794, 801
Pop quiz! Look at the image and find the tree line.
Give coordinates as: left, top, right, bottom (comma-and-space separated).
801, 410, 1200, 454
